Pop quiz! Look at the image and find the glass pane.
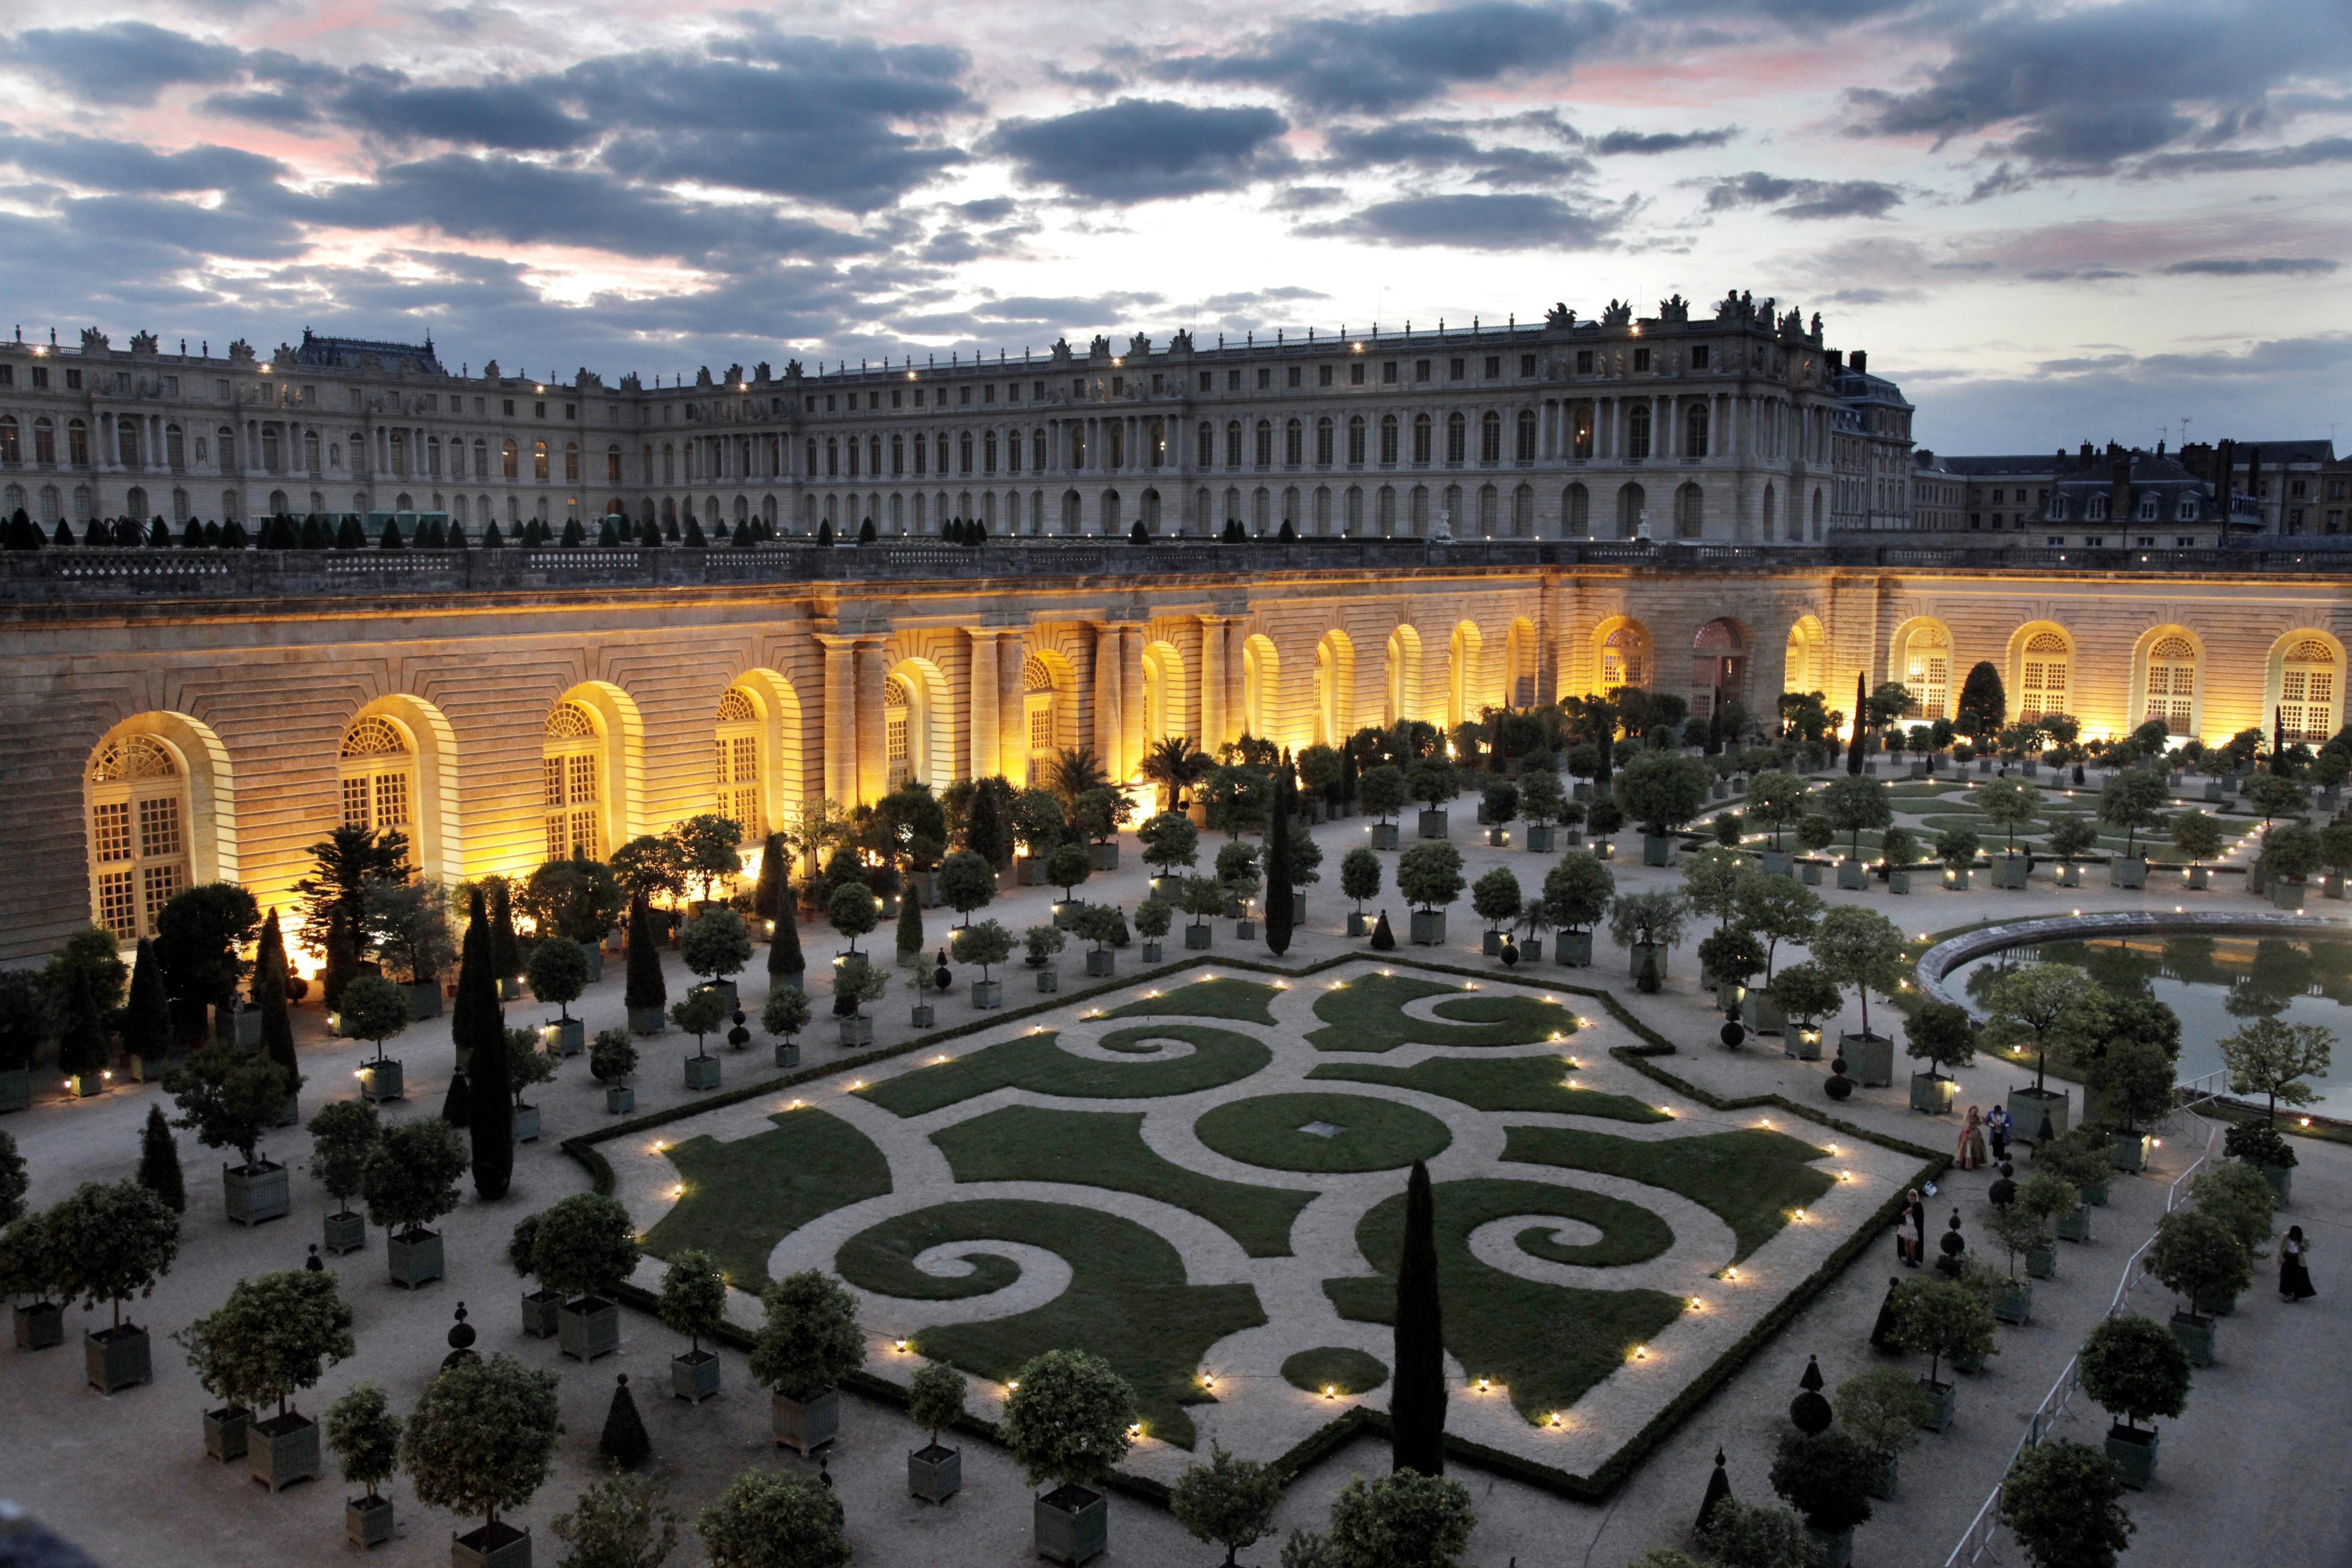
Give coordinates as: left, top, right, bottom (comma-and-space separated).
91, 800, 132, 863
138, 795, 183, 858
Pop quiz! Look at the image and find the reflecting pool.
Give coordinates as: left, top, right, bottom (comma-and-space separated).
1947, 934, 2352, 1118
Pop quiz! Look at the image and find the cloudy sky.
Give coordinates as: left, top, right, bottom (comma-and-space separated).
1, 0, 2348, 452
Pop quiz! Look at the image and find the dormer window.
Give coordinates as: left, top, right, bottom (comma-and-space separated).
2137, 495, 2159, 521
2178, 498, 2199, 521
2087, 494, 2109, 521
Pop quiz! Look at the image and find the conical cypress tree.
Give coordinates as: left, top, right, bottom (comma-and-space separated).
1846, 672, 1866, 775
255, 910, 300, 1109
221, 518, 248, 549
858, 517, 877, 543
301, 514, 330, 549
147, 516, 171, 547
731, 520, 755, 549
598, 515, 621, 547
122, 937, 173, 1069
481, 520, 505, 548
1697, 1447, 1733, 1535
335, 515, 366, 549
1369, 909, 1396, 951
683, 516, 708, 548
181, 517, 205, 548
441, 1067, 471, 1127
561, 516, 586, 547
448, 519, 469, 549
55, 976, 108, 1084
752, 833, 786, 925
137, 1103, 185, 1214
1391, 1159, 1446, 1476
1340, 739, 1359, 809
816, 518, 834, 547
896, 888, 924, 964
625, 894, 667, 1014
489, 879, 521, 986
1264, 770, 1295, 956
1130, 519, 1148, 543
203, 520, 222, 547
639, 517, 662, 547
664, 517, 680, 541
49, 519, 72, 547
454, 889, 512, 1198
600, 1373, 652, 1469
766, 889, 803, 985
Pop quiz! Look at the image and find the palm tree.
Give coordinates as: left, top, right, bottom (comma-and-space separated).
1141, 736, 1211, 813
1050, 746, 1109, 809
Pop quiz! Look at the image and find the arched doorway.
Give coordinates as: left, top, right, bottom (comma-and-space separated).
1691, 619, 1747, 719
1314, 631, 1355, 746
1242, 634, 1279, 741
1385, 626, 1422, 725
1890, 619, 1951, 719
1446, 622, 1483, 729
1595, 619, 1650, 693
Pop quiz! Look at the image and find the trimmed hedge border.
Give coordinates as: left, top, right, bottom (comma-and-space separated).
564, 946, 1947, 1506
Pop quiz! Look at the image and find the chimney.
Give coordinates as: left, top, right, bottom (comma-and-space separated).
1826, 349, 1843, 372
2054, 448, 2067, 472
2079, 441, 2095, 466
2111, 452, 2132, 523
1851, 350, 1867, 374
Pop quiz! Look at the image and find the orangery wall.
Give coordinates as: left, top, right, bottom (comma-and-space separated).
5, 545, 2349, 963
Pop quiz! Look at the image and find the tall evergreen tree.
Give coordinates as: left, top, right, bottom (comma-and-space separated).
122, 937, 173, 1068
137, 1103, 185, 1213
625, 894, 667, 1015
488, 878, 522, 984
1264, 769, 1295, 956
454, 889, 512, 1198
1955, 661, 2006, 741
766, 889, 803, 984
967, 781, 1009, 869
599, 1373, 652, 1469
896, 890, 925, 965
254, 910, 301, 1112
54, 975, 108, 1085
1846, 672, 1867, 776
752, 834, 787, 924
1391, 1159, 1446, 1477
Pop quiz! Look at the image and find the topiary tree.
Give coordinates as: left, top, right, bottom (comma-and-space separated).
531, 1192, 641, 1305
1396, 841, 1464, 912
553, 1473, 681, 1568
136, 1103, 185, 1214
1955, 661, 2006, 740
2077, 1313, 2191, 1439
1341, 847, 1382, 915
402, 1353, 564, 1553
673, 813, 746, 902
2099, 769, 2170, 858
324, 1383, 403, 1510
936, 849, 997, 926
1820, 774, 1891, 864
1891, 1274, 1994, 1387
1681, 844, 1754, 932
2043, 813, 2099, 867
950, 918, 1014, 981
1542, 852, 1615, 935
1613, 749, 1713, 838
1170, 1441, 1281, 1568
360, 1118, 469, 1243
48, 1179, 181, 1332
748, 1270, 864, 1404
895, 890, 925, 965
1982, 962, 2109, 1095
1832, 1364, 1930, 1472
307, 1099, 380, 1222
523, 937, 590, 1025
696, 1470, 849, 1568
1997, 1438, 2133, 1568
1697, 927, 1764, 993
521, 856, 625, 947
590, 1026, 638, 1085
2188, 1161, 2277, 1259
1975, 778, 2042, 854
1470, 867, 1522, 937
175, 1266, 356, 1421
1047, 841, 1094, 902
1810, 905, 1906, 1037
625, 895, 667, 1020
1022, 924, 1067, 968
1769, 1428, 1874, 1537
825, 883, 879, 956
660, 1248, 729, 1360
1135, 896, 1174, 946
1003, 1347, 1136, 1495
1744, 770, 1807, 852
1768, 963, 1840, 1031
1934, 826, 1979, 871
163, 1040, 291, 1174
1137, 811, 1201, 879
335, 973, 413, 1066
1907, 1000, 1976, 1081
2145, 1208, 2251, 1318
2218, 1017, 2334, 1121
671, 987, 728, 1054
1359, 764, 1409, 827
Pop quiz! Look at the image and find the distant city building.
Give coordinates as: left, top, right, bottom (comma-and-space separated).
1907, 444, 2259, 548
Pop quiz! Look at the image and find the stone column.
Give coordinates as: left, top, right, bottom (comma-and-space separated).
853, 639, 888, 806
820, 635, 856, 807
1092, 623, 1120, 768
1199, 616, 1228, 752
968, 629, 1003, 786
1119, 624, 1145, 779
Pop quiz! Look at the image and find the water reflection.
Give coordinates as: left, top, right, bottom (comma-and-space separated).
1948, 934, 2352, 1115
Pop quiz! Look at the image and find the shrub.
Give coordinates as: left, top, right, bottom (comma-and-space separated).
553, 1473, 682, 1568
2077, 1313, 2191, 1433
1907, 1000, 1975, 1077
402, 1353, 564, 1543
748, 1271, 863, 1403
2189, 1160, 2277, 1259
1396, 841, 1465, 911
361, 1119, 470, 1239
907, 1361, 967, 1448
1768, 962, 1840, 1027
1891, 1275, 1994, 1385
1997, 1439, 2133, 1568
2145, 1208, 2251, 1315
950, 919, 1014, 979
1359, 765, 1409, 824
164, 1040, 291, 1171
525, 937, 592, 1021
1173, 1441, 1281, 1568
936, 850, 997, 924
1134, 898, 1174, 940
1316, 1471, 1475, 1568
175, 1266, 356, 1418
335, 974, 413, 1060
1542, 853, 1615, 932
696, 1471, 848, 1568
324, 1383, 402, 1502
589, 1027, 638, 1083
532, 1193, 641, 1303
1831, 1365, 1930, 1462
1138, 812, 1201, 875
1001, 1348, 1136, 1491
659, 1249, 729, 1356
1769, 1428, 1874, 1534
46, 1180, 181, 1329
307, 1099, 381, 1218
1693, 1499, 1821, 1568
1470, 867, 1522, 930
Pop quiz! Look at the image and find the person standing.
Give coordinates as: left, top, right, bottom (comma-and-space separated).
2281, 1225, 2317, 1302
1957, 1106, 1987, 1171
1870, 1276, 1902, 1349
1897, 1190, 1924, 1267
1986, 1103, 2010, 1162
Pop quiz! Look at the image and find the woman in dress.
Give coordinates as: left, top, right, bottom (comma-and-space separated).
2281, 1225, 2317, 1302
1957, 1106, 1987, 1170
1897, 1189, 1924, 1267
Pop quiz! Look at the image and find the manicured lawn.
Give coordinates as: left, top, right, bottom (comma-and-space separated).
1307, 1055, 1669, 1123
1282, 1345, 1389, 1396
1194, 1091, 1453, 1173
1305, 972, 1577, 1054
642, 1107, 895, 1289
1502, 1126, 1834, 1262
1100, 974, 1280, 1026
1325, 1177, 1685, 1425
930, 1105, 1313, 1257
836, 1198, 1267, 1448
857, 1024, 1272, 1116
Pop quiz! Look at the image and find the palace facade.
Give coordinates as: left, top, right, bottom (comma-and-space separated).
5, 531, 2350, 964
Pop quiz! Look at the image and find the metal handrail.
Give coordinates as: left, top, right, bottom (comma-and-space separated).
1942, 1089, 2226, 1566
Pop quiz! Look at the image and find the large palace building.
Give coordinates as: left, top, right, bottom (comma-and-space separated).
1, 303, 2346, 965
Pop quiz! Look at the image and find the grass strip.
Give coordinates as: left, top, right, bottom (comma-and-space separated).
930, 1104, 1313, 1257
1100, 974, 1282, 1025
857, 1023, 1271, 1117
1308, 1054, 1669, 1123
639, 1106, 895, 1289
1502, 1124, 1834, 1262
1193, 1091, 1453, 1173
836, 1197, 1267, 1449
1305, 971, 1577, 1053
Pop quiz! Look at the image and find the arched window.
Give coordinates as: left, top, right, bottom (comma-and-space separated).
1255, 420, 1274, 469
1198, 422, 1215, 467
2145, 636, 2196, 732
564, 442, 580, 483
1023, 653, 1058, 780
1685, 404, 1709, 458
1627, 403, 1652, 461
1315, 416, 1333, 466
87, 735, 189, 938
1479, 410, 1501, 465
2019, 631, 2070, 722
1563, 483, 1589, 536
1600, 625, 1646, 690
533, 440, 551, 482
715, 688, 762, 837
1617, 481, 1646, 538
1675, 482, 1703, 538
543, 701, 604, 860
1447, 412, 1468, 465
1900, 624, 1950, 719
2281, 638, 2337, 742
1515, 408, 1536, 462
502, 438, 519, 479
339, 716, 414, 836
1379, 414, 1398, 466
1412, 413, 1432, 465
885, 677, 914, 787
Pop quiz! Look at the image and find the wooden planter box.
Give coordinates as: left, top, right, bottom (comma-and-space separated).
772, 1041, 801, 1070
2056, 862, 2081, 888
1416, 809, 1450, 840
1743, 993, 1784, 1035
346, 1496, 395, 1548
1801, 862, 1824, 885
1409, 911, 1447, 946
771, 1387, 839, 1457
324, 1209, 368, 1256
1909, 1073, 1956, 1114
1034, 969, 1061, 995
1141, 941, 1163, 962
673, 1349, 720, 1403
1842, 1033, 1895, 1088
1184, 926, 1213, 951
1786, 1026, 1824, 1061
205, 1405, 252, 1461
388, 1229, 445, 1288
13, 1301, 62, 1350
513, 1104, 541, 1143
838, 1015, 875, 1048
1996, 854, 2030, 890
1992, 1280, 2032, 1325
629, 1006, 667, 1036
2112, 856, 2148, 889
1917, 1377, 1956, 1432
971, 979, 1005, 1008
1035, 1485, 1109, 1566
1554, 931, 1593, 967
909, 1443, 961, 1504
251, 1412, 320, 1492
605, 1084, 636, 1114
1836, 859, 1867, 890
2009, 1085, 2069, 1145
359, 1059, 405, 1103
1482, 931, 1504, 956
2273, 879, 2307, 911
86, 1325, 151, 1394
1643, 834, 1677, 868
1089, 842, 1119, 871
2257, 1162, 2292, 1205
404, 981, 444, 1022
453, 1521, 532, 1568
0, 1066, 28, 1114
542, 1019, 584, 1058
683, 1053, 721, 1090
557, 1297, 620, 1362
2055, 1204, 2091, 1242
1526, 825, 1556, 852
1372, 823, 1401, 850
224, 1161, 291, 1226
1941, 867, 1968, 891
517, 1289, 560, 1338
1233, 919, 1257, 940
1086, 950, 1116, 977
2111, 1132, 2151, 1173
2026, 1244, 2056, 1280
2106, 1425, 2158, 1490
2170, 1310, 2215, 1367
910, 1003, 936, 1029
1761, 850, 1793, 876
